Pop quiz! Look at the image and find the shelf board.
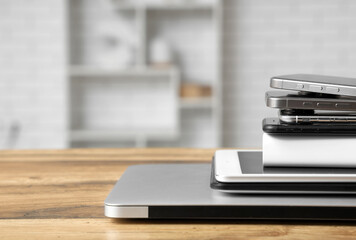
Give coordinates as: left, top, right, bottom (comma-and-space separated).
114, 5, 136, 11
146, 3, 214, 10
69, 66, 177, 78
180, 97, 213, 109
70, 129, 178, 142
113, 2, 215, 11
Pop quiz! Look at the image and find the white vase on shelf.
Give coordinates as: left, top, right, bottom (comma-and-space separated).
149, 38, 172, 67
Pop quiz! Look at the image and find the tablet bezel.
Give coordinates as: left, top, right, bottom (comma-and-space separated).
214, 150, 356, 183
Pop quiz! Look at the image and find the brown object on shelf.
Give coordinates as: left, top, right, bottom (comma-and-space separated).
180, 83, 212, 98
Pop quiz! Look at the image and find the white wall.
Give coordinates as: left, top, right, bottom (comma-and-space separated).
223, 0, 356, 148
0, 0, 67, 149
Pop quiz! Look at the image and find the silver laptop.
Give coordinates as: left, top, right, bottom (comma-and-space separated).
105, 163, 356, 220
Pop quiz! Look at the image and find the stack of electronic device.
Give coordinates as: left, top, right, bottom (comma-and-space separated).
211, 74, 356, 194
105, 74, 356, 220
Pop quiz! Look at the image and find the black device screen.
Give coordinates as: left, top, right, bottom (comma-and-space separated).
262, 118, 356, 135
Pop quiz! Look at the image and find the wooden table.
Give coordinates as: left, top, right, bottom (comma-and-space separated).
1, 148, 355, 239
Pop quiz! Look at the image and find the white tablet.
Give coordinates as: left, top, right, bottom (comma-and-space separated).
214, 150, 356, 183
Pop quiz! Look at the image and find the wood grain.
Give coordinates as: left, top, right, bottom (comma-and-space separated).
0, 148, 355, 239
0, 148, 218, 162
1, 219, 356, 240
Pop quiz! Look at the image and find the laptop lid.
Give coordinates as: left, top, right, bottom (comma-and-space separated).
105, 164, 356, 220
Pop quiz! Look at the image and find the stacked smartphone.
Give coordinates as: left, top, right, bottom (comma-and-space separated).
263, 74, 356, 168
264, 74, 356, 134
211, 74, 356, 194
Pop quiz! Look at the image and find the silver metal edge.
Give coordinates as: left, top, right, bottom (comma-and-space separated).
218, 190, 356, 195
278, 115, 295, 123
265, 96, 286, 108
270, 78, 284, 88
104, 205, 148, 218
280, 79, 356, 97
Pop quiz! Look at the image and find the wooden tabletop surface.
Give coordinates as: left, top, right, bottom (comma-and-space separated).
1, 148, 356, 239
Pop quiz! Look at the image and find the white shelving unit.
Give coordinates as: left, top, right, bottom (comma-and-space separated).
179, 97, 213, 109
66, 0, 222, 148
70, 128, 178, 148
68, 65, 180, 147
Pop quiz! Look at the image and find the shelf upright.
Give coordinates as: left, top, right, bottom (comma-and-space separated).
136, 4, 147, 68
213, 0, 223, 147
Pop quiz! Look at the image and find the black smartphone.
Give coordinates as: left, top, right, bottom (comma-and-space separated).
263, 118, 356, 135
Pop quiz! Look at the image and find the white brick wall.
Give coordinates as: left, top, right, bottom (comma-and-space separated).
223, 0, 356, 147
0, 0, 67, 149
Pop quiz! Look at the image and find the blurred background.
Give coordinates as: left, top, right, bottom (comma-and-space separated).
1, 0, 356, 149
